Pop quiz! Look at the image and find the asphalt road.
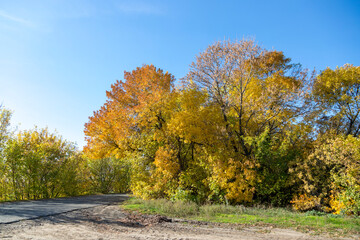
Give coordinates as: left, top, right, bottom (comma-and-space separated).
0, 194, 129, 224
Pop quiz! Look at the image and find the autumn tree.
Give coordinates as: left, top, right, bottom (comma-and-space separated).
84, 64, 177, 197
85, 65, 222, 202
312, 64, 360, 136
184, 40, 311, 204
84, 64, 174, 158
155, 87, 223, 202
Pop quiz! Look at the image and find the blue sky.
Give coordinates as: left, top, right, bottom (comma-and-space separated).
0, 0, 359, 149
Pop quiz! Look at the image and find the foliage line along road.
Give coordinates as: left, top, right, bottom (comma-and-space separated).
0, 194, 128, 224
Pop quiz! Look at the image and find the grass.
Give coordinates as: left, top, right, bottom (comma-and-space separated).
121, 198, 360, 237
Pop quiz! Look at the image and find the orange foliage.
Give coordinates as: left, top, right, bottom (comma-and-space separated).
84, 64, 175, 159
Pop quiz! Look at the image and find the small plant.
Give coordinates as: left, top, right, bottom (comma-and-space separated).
304, 210, 326, 216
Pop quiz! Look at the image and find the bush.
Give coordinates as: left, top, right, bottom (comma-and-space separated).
291, 194, 321, 211
293, 135, 360, 215
329, 174, 360, 215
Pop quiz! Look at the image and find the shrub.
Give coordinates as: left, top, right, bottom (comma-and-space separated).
293, 135, 360, 215
291, 194, 321, 211
329, 174, 360, 215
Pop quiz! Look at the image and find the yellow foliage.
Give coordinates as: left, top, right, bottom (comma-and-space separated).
312, 64, 360, 136
153, 147, 180, 179
329, 194, 346, 215
209, 156, 257, 203
291, 194, 321, 211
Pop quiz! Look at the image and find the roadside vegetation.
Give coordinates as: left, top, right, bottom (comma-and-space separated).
1, 39, 360, 220
0, 105, 130, 201
84, 39, 360, 216
122, 198, 360, 237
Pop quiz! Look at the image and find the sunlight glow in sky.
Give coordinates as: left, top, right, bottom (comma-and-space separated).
1, 0, 359, 149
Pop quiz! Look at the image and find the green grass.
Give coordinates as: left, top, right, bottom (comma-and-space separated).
121, 198, 360, 237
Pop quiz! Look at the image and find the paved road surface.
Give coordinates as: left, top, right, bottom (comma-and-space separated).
0, 194, 129, 224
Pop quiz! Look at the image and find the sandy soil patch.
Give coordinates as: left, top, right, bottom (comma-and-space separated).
0, 205, 351, 240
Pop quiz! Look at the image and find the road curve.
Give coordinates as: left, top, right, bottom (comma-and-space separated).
0, 194, 129, 224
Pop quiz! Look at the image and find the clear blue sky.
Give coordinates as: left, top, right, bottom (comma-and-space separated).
1, 0, 359, 149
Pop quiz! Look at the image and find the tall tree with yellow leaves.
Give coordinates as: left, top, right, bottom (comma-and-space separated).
184, 40, 311, 203
312, 64, 360, 136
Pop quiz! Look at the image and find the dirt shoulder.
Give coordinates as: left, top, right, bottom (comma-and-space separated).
0, 204, 352, 240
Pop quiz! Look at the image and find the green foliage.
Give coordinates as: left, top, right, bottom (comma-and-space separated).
304, 210, 327, 216
331, 171, 360, 215
245, 127, 302, 206
0, 106, 13, 200
2, 127, 86, 201
184, 40, 309, 204
0, 105, 12, 154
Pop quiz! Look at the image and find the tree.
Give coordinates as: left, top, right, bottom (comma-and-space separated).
184, 40, 311, 203
153, 87, 222, 202
85, 65, 222, 202
312, 64, 360, 136
0, 105, 12, 157
84, 64, 175, 159
186, 40, 309, 157
0, 105, 12, 200
84, 64, 176, 198
87, 157, 130, 194
4, 127, 84, 200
